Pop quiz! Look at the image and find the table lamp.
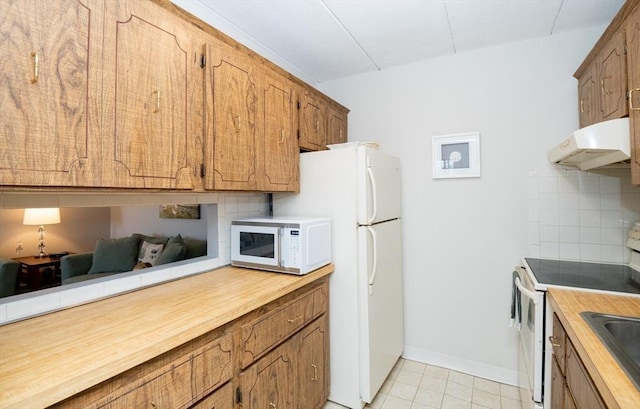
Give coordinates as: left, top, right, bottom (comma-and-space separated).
23, 208, 61, 258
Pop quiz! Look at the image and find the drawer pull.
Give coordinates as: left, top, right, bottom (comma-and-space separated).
311, 363, 318, 381
269, 403, 277, 408
549, 336, 561, 348
630, 88, 640, 111
152, 90, 160, 113
31, 52, 39, 83
151, 402, 157, 408
287, 315, 302, 324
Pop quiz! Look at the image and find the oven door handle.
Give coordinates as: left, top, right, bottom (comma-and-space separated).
515, 276, 540, 304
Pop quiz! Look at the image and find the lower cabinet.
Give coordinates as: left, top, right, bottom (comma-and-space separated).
550, 313, 605, 409
48, 278, 329, 409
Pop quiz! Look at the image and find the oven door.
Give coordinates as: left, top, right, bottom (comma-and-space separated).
515, 267, 545, 408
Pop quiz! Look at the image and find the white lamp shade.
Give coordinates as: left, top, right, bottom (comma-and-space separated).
23, 208, 61, 225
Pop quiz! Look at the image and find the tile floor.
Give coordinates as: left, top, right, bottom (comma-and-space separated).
323, 358, 522, 409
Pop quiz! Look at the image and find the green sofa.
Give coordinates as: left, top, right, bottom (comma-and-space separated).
0, 258, 20, 297
61, 233, 207, 285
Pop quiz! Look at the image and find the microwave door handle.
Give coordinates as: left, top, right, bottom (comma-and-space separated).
515, 277, 539, 304
277, 227, 284, 267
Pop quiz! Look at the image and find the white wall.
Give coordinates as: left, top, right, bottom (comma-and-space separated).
0, 207, 110, 258
316, 26, 637, 384
110, 206, 208, 241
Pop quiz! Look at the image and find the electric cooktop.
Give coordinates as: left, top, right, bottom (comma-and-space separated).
524, 258, 640, 295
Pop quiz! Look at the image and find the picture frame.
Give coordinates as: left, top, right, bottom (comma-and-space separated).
159, 204, 201, 219
432, 132, 481, 179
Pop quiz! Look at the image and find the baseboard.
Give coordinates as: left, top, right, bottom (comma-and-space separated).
402, 346, 519, 386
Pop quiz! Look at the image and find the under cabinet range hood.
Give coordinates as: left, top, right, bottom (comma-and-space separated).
549, 118, 630, 170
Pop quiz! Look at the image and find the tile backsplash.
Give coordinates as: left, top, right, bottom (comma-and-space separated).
528, 168, 640, 263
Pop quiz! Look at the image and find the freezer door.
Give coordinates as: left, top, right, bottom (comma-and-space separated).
357, 219, 404, 403
357, 147, 402, 225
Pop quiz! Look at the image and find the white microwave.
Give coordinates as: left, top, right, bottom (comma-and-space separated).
231, 217, 331, 275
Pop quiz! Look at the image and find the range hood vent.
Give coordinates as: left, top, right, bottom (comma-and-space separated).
549, 118, 630, 171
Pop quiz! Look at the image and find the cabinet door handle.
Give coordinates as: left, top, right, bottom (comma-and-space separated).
279, 129, 285, 143
311, 363, 318, 381
31, 52, 39, 83
269, 403, 277, 408
548, 336, 561, 348
339, 129, 343, 140
152, 90, 160, 113
600, 75, 612, 95
314, 120, 319, 132
630, 88, 640, 111
580, 99, 584, 113
287, 315, 302, 323
234, 116, 241, 132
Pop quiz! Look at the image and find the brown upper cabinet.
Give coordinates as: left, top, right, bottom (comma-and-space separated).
576, 32, 628, 128
0, 0, 347, 192
575, 0, 640, 185
0, 0, 103, 187
627, 4, 640, 184
298, 88, 349, 151
327, 102, 349, 146
101, 0, 204, 189
203, 39, 299, 192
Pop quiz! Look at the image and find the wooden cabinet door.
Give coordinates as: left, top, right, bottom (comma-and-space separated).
203, 41, 258, 190
190, 382, 234, 409
327, 104, 348, 146
0, 0, 102, 187
599, 30, 628, 121
298, 90, 328, 151
628, 5, 640, 186
578, 64, 599, 128
260, 70, 299, 192
240, 343, 295, 409
101, 0, 203, 189
551, 357, 565, 409
565, 342, 606, 409
295, 316, 328, 409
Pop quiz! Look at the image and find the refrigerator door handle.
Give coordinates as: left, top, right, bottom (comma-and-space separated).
367, 226, 378, 295
366, 160, 378, 224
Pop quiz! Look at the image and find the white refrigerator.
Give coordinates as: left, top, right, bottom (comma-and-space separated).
273, 145, 404, 409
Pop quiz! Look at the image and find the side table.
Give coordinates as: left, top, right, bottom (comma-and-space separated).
12, 255, 69, 292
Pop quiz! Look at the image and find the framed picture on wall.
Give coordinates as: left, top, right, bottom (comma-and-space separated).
432, 132, 481, 179
159, 204, 201, 219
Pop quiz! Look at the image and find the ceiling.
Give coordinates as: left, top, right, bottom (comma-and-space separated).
171, 0, 624, 84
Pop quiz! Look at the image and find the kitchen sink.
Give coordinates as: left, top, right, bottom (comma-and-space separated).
581, 312, 640, 390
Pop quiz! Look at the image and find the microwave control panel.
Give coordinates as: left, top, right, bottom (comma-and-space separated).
285, 229, 301, 267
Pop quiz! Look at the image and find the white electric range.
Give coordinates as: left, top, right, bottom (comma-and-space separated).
513, 224, 640, 409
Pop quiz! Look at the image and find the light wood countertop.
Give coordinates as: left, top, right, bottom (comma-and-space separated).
0, 264, 333, 409
548, 289, 640, 409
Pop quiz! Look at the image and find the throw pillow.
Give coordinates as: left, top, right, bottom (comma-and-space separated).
138, 241, 164, 266
88, 236, 140, 274
156, 234, 187, 265
156, 243, 187, 265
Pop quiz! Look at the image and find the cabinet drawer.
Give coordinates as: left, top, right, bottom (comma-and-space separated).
551, 313, 567, 374
190, 382, 234, 409
240, 285, 327, 368
566, 341, 606, 409
101, 360, 193, 409
50, 332, 232, 409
